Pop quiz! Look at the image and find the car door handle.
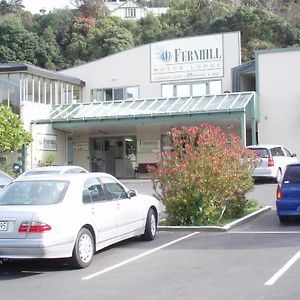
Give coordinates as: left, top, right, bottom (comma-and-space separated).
90, 207, 95, 214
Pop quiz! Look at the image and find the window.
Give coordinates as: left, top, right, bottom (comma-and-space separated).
0, 74, 9, 104
176, 85, 190, 97
82, 178, 107, 203
192, 83, 206, 96
125, 8, 136, 18
161, 85, 173, 98
114, 88, 124, 100
283, 165, 300, 184
270, 147, 285, 157
283, 147, 293, 157
91, 86, 138, 102
0, 180, 68, 205
101, 176, 127, 200
209, 81, 222, 94
126, 87, 138, 99
162, 80, 222, 97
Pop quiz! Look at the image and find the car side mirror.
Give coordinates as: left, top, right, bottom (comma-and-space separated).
292, 153, 297, 157
127, 190, 137, 198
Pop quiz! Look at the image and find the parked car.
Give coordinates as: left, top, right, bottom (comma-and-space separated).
0, 170, 13, 188
19, 165, 88, 177
276, 162, 300, 223
0, 172, 159, 268
247, 144, 297, 182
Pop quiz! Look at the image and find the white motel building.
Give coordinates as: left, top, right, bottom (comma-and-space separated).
0, 31, 299, 178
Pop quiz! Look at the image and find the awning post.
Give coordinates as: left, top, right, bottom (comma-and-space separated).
240, 112, 246, 147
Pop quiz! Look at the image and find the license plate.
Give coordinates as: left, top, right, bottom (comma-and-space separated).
0, 221, 8, 231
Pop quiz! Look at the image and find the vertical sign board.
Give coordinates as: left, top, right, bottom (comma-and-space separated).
150, 34, 224, 82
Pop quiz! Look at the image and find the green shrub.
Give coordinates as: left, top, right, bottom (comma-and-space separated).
149, 124, 259, 226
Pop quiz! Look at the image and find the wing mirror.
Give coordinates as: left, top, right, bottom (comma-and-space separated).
292, 153, 297, 157
127, 190, 137, 198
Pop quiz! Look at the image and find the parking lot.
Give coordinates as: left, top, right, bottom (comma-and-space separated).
1, 181, 300, 300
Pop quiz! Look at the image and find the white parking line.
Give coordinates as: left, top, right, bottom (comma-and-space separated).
265, 250, 300, 286
82, 232, 199, 281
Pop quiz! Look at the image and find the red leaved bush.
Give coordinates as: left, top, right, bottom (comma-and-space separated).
149, 124, 259, 226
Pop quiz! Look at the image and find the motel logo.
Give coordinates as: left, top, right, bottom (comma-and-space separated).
151, 35, 224, 82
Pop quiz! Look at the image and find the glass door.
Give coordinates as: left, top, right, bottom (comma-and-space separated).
90, 138, 105, 172
124, 137, 136, 178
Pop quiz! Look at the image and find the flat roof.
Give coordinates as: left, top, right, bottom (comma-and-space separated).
0, 63, 85, 86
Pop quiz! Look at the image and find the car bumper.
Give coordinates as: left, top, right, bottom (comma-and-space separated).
0, 237, 74, 259
276, 199, 300, 216
252, 167, 276, 179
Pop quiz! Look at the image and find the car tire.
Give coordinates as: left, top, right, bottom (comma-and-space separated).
141, 208, 157, 241
275, 169, 282, 183
279, 216, 289, 224
70, 228, 94, 269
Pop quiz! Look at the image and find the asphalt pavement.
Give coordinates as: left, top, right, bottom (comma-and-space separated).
2, 181, 300, 300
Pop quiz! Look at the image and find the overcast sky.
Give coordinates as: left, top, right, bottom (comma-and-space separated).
23, 0, 72, 14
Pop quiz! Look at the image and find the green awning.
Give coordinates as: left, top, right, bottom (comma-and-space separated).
40, 92, 255, 123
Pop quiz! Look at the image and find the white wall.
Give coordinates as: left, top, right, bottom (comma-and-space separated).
256, 48, 300, 155
60, 32, 241, 101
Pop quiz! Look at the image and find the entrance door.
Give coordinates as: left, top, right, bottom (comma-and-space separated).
90, 138, 105, 172
90, 137, 136, 178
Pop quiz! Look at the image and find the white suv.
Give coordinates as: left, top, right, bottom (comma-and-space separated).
247, 144, 298, 182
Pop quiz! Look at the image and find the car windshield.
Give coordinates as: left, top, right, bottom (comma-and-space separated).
249, 148, 270, 158
0, 180, 69, 205
283, 165, 300, 184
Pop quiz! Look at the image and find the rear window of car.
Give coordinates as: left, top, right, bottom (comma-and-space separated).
248, 148, 270, 158
0, 180, 69, 205
283, 165, 300, 184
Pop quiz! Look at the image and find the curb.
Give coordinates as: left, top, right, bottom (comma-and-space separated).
157, 206, 272, 232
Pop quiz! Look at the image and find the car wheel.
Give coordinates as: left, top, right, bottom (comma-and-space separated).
275, 169, 282, 183
279, 216, 289, 224
70, 228, 94, 269
141, 208, 157, 241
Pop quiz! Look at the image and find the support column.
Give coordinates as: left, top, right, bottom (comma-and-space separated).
251, 94, 257, 145
240, 112, 247, 147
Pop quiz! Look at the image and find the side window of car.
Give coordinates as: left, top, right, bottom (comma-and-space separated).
270, 147, 285, 157
283, 147, 293, 157
82, 178, 107, 203
100, 177, 128, 200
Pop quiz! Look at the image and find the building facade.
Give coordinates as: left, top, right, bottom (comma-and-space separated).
2, 32, 297, 178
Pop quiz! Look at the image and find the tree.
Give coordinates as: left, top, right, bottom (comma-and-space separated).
71, 0, 108, 18
87, 17, 134, 59
0, 105, 32, 153
0, 0, 23, 15
0, 17, 42, 64
206, 6, 300, 61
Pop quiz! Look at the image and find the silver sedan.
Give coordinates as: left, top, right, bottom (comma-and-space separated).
0, 173, 160, 268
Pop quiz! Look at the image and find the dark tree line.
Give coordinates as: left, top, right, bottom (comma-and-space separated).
0, 0, 298, 70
